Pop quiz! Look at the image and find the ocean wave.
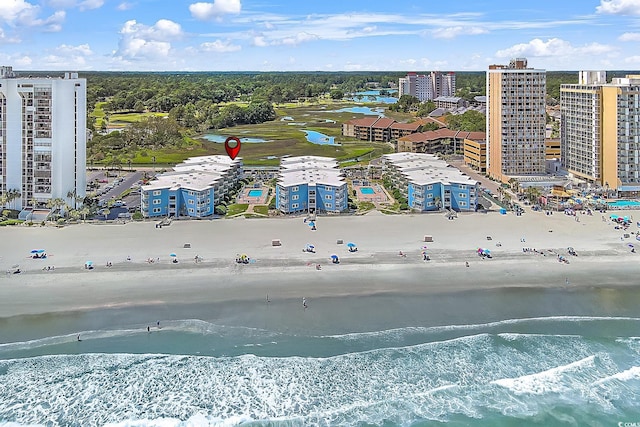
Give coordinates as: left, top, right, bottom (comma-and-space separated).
1, 332, 638, 426
0, 319, 276, 354
324, 316, 640, 342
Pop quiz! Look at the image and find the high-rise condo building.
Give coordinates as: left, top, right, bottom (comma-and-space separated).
398, 72, 456, 102
561, 72, 640, 192
0, 66, 86, 210
486, 58, 547, 182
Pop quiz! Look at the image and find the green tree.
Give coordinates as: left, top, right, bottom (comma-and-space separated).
329, 89, 344, 100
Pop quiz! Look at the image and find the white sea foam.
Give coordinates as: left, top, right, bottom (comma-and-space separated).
324, 316, 640, 342
0, 319, 276, 354
593, 366, 640, 385
492, 356, 598, 394
0, 330, 636, 426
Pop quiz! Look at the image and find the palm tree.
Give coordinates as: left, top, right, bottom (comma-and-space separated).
434, 196, 442, 211
5, 189, 21, 210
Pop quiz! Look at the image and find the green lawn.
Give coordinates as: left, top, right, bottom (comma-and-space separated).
252, 205, 269, 215
226, 204, 249, 216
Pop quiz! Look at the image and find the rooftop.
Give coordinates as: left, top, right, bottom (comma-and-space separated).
383, 153, 479, 186
278, 156, 346, 187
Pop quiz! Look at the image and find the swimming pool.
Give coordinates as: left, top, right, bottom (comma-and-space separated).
608, 200, 640, 208
360, 187, 375, 195
248, 189, 263, 197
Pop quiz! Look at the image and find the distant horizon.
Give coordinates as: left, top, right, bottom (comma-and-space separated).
1, 1, 639, 72
8, 69, 640, 75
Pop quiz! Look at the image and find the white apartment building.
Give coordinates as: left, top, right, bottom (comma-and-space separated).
486, 58, 547, 182
561, 72, 640, 192
0, 66, 87, 210
398, 72, 456, 102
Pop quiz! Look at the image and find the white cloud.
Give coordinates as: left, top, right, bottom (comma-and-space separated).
596, 0, 640, 15
431, 26, 488, 39
496, 38, 613, 58
279, 32, 318, 46
115, 19, 182, 60
46, 0, 104, 10
117, 2, 133, 11
619, 32, 640, 41
0, 0, 37, 23
56, 43, 93, 56
78, 0, 104, 10
189, 0, 241, 21
252, 36, 268, 47
625, 55, 640, 63
200, 39, 241, 52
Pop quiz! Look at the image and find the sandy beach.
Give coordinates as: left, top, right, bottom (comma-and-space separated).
1, 208, 639, 318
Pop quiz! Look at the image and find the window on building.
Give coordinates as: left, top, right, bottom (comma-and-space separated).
153, 190, 161, 196
152, 208, 161, 213
459, 193, 467, 198
426, 185, 433, 190
292, 186, 299, 192
188, 208, 194, 213
325, 186, 332, 191
292, 203, 299, 209
153, 199, 161, 205
292, 195, 299, 200
459, 201, 467, 207
188, 200, 194, 204
427, 193, 433, 198
325, 195, 332, 200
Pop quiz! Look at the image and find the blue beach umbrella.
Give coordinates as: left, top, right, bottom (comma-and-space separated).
308, 221, 315, 227
86, 261, 93, 266
170, 253, 177, 257
346, 242, 356, 248
330, 254, 339, 260
306, 244, 315, 249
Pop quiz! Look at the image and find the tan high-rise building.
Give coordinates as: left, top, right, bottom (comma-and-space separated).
486, 58, 547, 182
561, 72, 640, 192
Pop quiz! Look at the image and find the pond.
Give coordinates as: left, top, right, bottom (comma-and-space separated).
331, 106, 386, 116
347, 90, 398, 104
302, 130, 340, 146
201, 133, 268, 143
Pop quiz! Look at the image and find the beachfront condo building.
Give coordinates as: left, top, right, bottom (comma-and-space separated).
0, 66, 87, 210
486, 58, 547, 182
561, 72, 640, 192
275, 156, 348, 214
382, 152, 479, 212
140, 155, 243, 218
398, 72, 456, 102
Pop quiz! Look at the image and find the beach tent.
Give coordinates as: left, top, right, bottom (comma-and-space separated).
499, 208, 507, 215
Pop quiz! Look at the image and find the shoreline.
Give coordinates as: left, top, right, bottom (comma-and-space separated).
1, 210, 640, 319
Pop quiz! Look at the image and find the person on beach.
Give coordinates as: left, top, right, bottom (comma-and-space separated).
303, 297, 308, 309
157, 321, 160, 329
147, 326, 150, 332
77, 335, 81, 341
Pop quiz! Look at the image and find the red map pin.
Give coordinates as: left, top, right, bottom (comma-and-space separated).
224, 136, 241, 160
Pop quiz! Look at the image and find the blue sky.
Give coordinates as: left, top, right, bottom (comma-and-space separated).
1, 0, 640, 71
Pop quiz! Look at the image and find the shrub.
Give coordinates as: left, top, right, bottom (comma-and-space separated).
215, 205, 227, 215
132, 211, 143, 220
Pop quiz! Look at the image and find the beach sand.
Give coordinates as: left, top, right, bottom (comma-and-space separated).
1, 208, 639, 319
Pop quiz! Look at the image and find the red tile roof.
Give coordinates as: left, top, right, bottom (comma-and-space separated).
390, 122, 422, 131
371, 118, 395, 129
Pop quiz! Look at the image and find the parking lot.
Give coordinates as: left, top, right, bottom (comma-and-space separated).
86, 169, 146, 219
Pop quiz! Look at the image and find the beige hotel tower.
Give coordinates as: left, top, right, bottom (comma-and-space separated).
486, 58, 547, 183
561, 72, 640, 192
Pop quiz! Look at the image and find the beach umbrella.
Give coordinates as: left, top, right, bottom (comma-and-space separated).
30, 249, 39, 253
628, 244, 634, 248
330, 254, 339, 260
306, 244, 315, 249
346, 242, 356, 248
86, 261, 93, 266
308, 221, 315, 227
170, 253, 177, 257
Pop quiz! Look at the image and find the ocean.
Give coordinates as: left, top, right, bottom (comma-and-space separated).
1, 286, 640, 426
